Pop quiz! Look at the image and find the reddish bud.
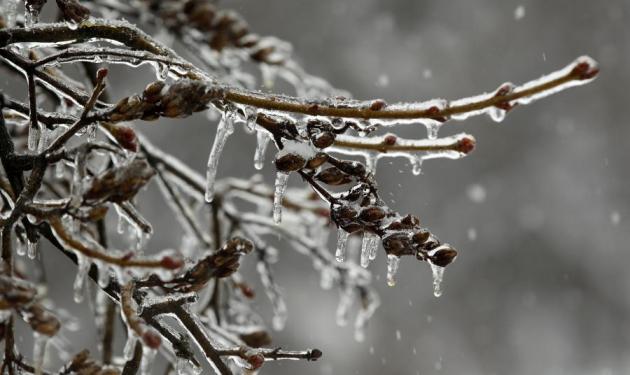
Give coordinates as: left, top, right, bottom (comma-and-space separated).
110, 126, 139, 152
96, 68, 108, 81
247, 353, 265, 369
160, 256, 184, 270
382, 134, 397, 146
142, 330, 162, 349
455, 136, 476, 154
238, 283, 256, 299
570, 61, 599, 80
369, 99, 387, 111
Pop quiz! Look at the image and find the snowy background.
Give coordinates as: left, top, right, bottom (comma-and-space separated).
25, 0, 630, 374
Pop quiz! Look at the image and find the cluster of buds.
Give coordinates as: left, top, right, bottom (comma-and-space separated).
172, 237, 254, 292
84, 158, 156, 204
157, 0, 290, 64
1, 276, 61, 336
106, 80, 222, 123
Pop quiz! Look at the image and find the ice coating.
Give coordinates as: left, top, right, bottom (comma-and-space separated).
33, 333, 49, 375
73, 254, 90, 303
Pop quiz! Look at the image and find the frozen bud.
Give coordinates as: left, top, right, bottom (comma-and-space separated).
382, 134, 397, 145
339, 161, 366, 177
142, 330, 162, 349
385, 220, 403, 230
411, 229, 430, 245
143, 81, 166, 99
56, 0, 91, 23
160, 256, 184, 270
237, 283, 255, 298
571, 58, 599, 80
275, 154, 306, 172
247, 353, 265, 370
84, 159, 156, 203
305, 153, 328, 169
309, 349, 323, 361
494, 82, 514, 97
429, 245, 458, 267
96, 68, 108, 81
315, 167, 352, 185
108, 125, 139, 152
358, 207, 387, 222
22, 304, 61, 336
401, 214, 421, 227
369, 99, 387, 111
333, 205, 358, 220
455, 136, 476, 154
239, 331, 272, 348
382, 233, 411, 256
312, 131, 335, 148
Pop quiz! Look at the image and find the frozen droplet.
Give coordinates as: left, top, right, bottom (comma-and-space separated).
24, 6, 40, 27
386, 254, 400, 287
335, 229, 349, 262
430, 261, 445, 297
28, 125, 41, 152
272, 172, 290, 224
360, 232, 379, 268
488, 106, 506, 123
254, 130, 271, 170
205, 112, 234, 202
243, 106, 258, 133
73, 255, 90, 303
514, 5, 526, 20
32, 333, 49, 375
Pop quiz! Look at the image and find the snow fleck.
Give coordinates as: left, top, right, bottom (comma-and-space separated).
467, 184, 487, 203
375, 74, 390, 87
467, 227, 477, 241
422, 69, 433, 79
610, 211, 621, 226
514, 5, 526, 20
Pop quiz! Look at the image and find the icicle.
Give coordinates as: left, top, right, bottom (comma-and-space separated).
272, 172, 289, 224
86, 123, 98, 142
254, 130, 270, 170
205, 112, 234, 202
243, 106, 258, 133
3, 0, 18, 28
319, 267, 334, 290
28, 125, 41, 152
16, 238, 26, 256
256, 261, 288, 330
426, 122, 441, 140
336, 287, 354, 326
411, 155, 424, 176
24, 4, 40, 27
140, 346, 157, 375
364, 153, 378, 175
386, 255, 401, 287
37, 127, 49, 153
360, 232, 378, 268
33, 333, 49, 375
354, 290, 380, 342
73, 255, 90, 303
55, 161, 65, 178
335, 229, 349, 262
429, 261, 445, 297
27, 237, 38, 260
115, 205, 131, 235
123, 333, 139, 360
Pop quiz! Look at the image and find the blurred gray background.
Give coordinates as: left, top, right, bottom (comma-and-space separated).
23, 0, 630, 374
